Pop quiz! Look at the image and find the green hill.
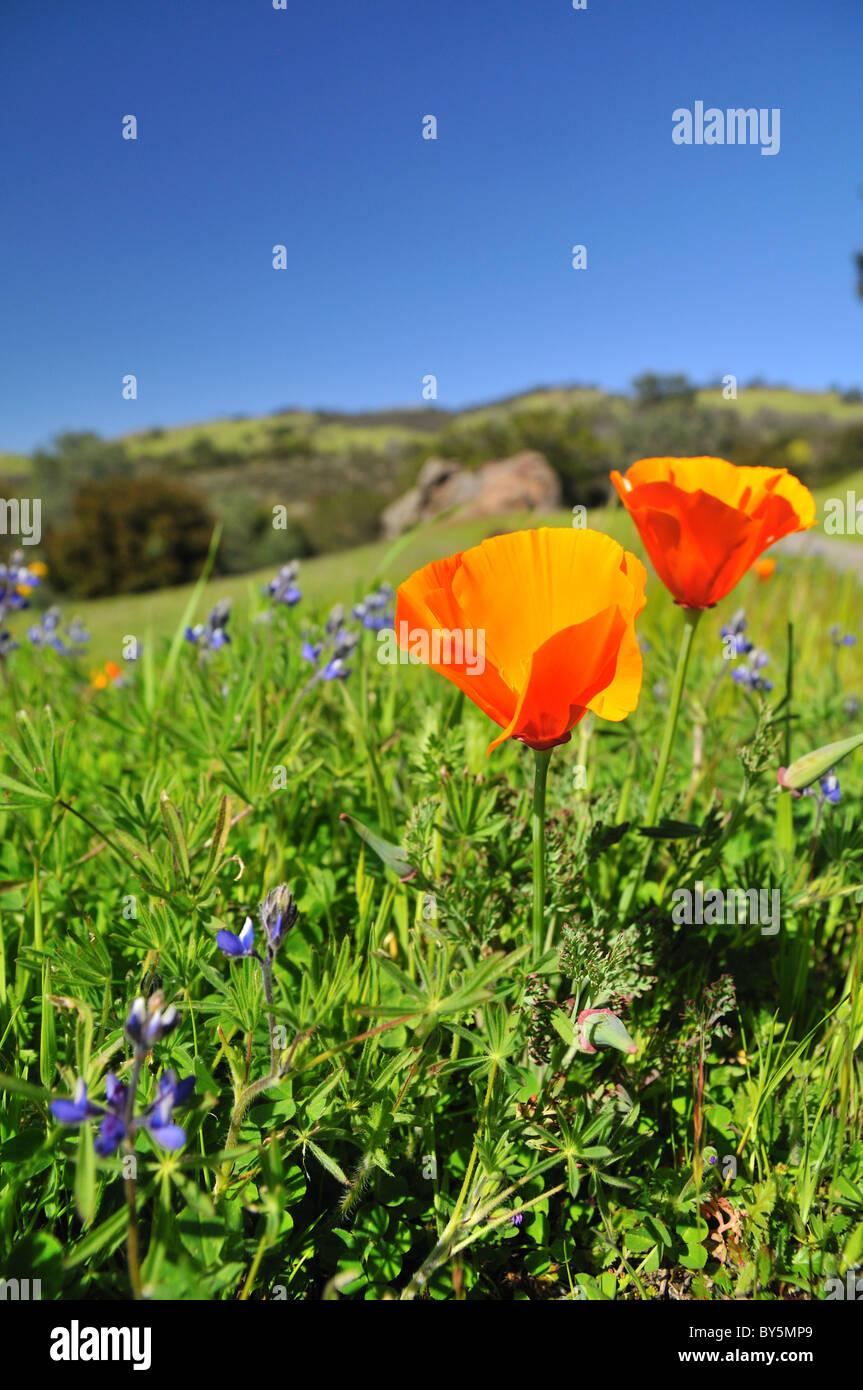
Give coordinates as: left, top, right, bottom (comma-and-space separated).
4, 378, 863, 604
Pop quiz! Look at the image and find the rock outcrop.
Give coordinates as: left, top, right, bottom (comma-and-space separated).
381, 451, 561, 538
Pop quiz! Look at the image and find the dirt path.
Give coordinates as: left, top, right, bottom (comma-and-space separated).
776, 531, 863, 575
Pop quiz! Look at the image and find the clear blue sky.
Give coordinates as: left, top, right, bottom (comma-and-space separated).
2, 0, 861, 453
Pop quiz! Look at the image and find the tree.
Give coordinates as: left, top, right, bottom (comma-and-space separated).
43, 476, 215, 597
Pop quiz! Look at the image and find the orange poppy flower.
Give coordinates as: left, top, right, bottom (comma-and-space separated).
752, 556, 776, 580
610, 457, 814, 610
90, 661, 122, 690
395, 527, 646, 754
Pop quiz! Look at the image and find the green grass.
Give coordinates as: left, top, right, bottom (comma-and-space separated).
63, 508, 587, 664
0, 452, 31, 478
810, 470, 863, 544
695, 386, 863, 421
119, 410, 439, 465
1, 505, 863, 1302
62, 484, 863, 666
13, 384, 863, 484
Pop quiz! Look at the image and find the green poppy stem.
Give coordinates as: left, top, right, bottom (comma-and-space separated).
532, 747, 553, 956
620, 606, 701, 918
644, 607, 702, 829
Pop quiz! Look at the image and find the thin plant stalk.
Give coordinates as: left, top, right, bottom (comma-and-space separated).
261, 957, 278, 1073
399, 1058, 499, 1300
532, 748, 552, 957
123, 1053, 144, 1301
645, 607, 702, 828
620, 607, 701, 917
776, 620, 795, 857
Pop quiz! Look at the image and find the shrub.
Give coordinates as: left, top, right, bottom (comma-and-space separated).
43, 476, 215, 597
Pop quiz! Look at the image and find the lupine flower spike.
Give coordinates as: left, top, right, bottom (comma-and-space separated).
185, 599, 231, 653
124, 994, 179, 1054
731, 648, 773, 694
27, 606, 89, 655
353, 584, 395, 631
301, 606, 360, 685
0, 553, 46, 657
50, 1069, 194, 1157
215, 887, 300, 1151
266, 561, 302, 607
720, 609, 753, 658
217, 886, 298, 968
50, 993, 193, 1159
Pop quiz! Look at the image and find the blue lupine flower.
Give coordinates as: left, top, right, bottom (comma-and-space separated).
353, 585, 395, 631
27, 606, 63, 651
124, 995, 179, 1053
67, 617, 90, 648
219, 888, 298, 982
0, 553, 45, 658
50, 1078, 103, 1124
301, 613, 359, 684
185, 599, 231, 653
510, 1211, 524, 1227
325, 604, 346, 635
322, 655, 348, 681
720, 608, 753, 658
216, 915, 257, 958
822, 773, 841, 804
95, 1111, 127, 1157
805, 771, 841, 805
0, 555, 42, 610
731, 648, 773, 693
266, 561, 302, 607
51, 1068, 194, 1156
140, 1070, 195, 1152
362, 610, 394, 632
105, 1072, 127, 1110
830, 624, 857, 649
27, 606, 89, 655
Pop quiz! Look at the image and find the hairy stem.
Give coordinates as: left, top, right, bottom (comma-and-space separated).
531, 748, 552, 958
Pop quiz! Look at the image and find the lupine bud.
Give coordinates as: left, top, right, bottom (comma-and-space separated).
124, 993, 178, 1051
259, 884, 298, 953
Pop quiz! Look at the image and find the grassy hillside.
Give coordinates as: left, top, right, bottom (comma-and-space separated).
43, 489, 863, 668
694, 386, 863, 421
11, 383, 863, 482
65, 507, 581, 664
5, 379, 863, 607
114, 385, 863, 463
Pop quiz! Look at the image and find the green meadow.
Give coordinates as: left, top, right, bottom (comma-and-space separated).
1, 482, 862, 1300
